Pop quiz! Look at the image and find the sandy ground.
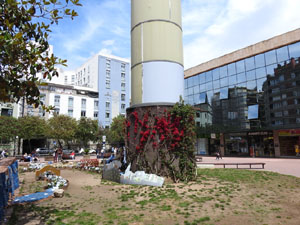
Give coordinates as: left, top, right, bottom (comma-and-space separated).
9, 165, 300, 225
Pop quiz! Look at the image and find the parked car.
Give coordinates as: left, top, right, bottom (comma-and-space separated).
36, 148, 54, 155
62, 149, 75, 160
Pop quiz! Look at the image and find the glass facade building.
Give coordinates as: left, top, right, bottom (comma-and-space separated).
185, 40, 300, 157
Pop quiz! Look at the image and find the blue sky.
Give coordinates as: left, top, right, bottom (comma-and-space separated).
49, 0, 300, 71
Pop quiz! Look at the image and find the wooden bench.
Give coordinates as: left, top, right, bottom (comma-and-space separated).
197, 162, 266, 169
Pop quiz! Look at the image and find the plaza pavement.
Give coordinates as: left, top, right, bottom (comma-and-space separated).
201, 156, 300, 178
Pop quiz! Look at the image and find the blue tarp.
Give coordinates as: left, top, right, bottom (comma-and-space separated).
13, 189, 54, 204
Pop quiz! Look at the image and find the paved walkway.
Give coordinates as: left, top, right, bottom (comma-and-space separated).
37, 155, 300, 178
201, 156, 300, 178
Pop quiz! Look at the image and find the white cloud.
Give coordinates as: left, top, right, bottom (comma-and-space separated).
99, 48, 113, 55
102, 40, 115, 46
183, 0, 300, 69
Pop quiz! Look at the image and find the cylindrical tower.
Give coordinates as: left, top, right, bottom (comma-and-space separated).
131, 0, 184, 105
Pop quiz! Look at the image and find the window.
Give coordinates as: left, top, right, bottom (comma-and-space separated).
68, 110, 73, 117
265, 50, 277, 65
274, 112, 282, 117
199, 73, 205, 84
106, 112, 110, 118
212, 68, 220, 80
64, 76, 68, 84
121, 104, 126, 109
106, 80, 110, 89
199, 92, 206, 104
205, 71, 212, 82
255, 54, 265, 68
106, 70, 110, 78
121, 63, 126, 72
71, 75, 75, 83
229, 75, 237, 84
54, 95, 60, 107
94, 111, 98, 118
220, 88, 228, 100
106, 102, 110, 108
68, 97, 73, 108
248, 105, 259, 119
246, 70, 256, 81
213, 80, 220, 89
54, 108, 60, 115
81, 99, 86, 109
276, 46, 289, 63
94, 100, 98, 109
121, 83, 126, 91
266, 64, 277, 76
228, 63, 236, 75
237, 72, 246, 83
106, 59, 111, 68
236, 60, 245, 73
228, 112, 238, 120
283, 110, 289, 116
121, 94, 125, 101
245, 57, 255, 71
81, 110, 86, 117
121, 72, 125, 79
288, 42, 300, 59
220, 65, 228, 78
273, 96, 281, 101
255, 67, 266, 79
220, 77, 228, 87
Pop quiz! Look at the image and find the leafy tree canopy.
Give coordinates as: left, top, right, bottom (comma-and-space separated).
18, 116, 48, 140
0, 115, 18, 141
107, 114, 125, 146
75, 117, 98, 148
47, 114, 77, 147
0, 0, 81, 106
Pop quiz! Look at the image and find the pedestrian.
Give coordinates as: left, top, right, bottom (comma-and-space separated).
295, 145, 299, 157
54, 149, 58, 163
70, 151, 75, 160
216, 151, 220, 160
1, 150, 6, 158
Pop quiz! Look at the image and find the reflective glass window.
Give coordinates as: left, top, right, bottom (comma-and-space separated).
238, 82, 247, 88
248, 105, 259, 119
199, 73, 206, 84
213, 68, 220, 80
184, 80, 188, 88
228, 63, 236, 75
266, 64, 277, 76
188, 95, 194, 105
206, 82, 213, 90
188, 88, 193, 95
220, 65, 228, 78
256, 78, 266, 92
246, 70, 256, 81
256, 67, 266, 79
220, 77, 228, 87
265, 50, 277, 65
237, 72, 246, 83
276, 46, 289, 63
205, 71, 213, 82
255, 54, 265, 68
207, 91, 213, 104
229, 75, 237, 84
200, 83, 206, 92
199, 92, 206, 104
245, 57, 255, 71
194, 94, 200, 104
213, 79, 220, 89
288, 42, 300, 59
247, 80, 257, 90
187, 77, 192, 87
193, 85, 200, 95
184, 89, 188, 98
236, 60, 245, 73
220, 87, 229, 100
